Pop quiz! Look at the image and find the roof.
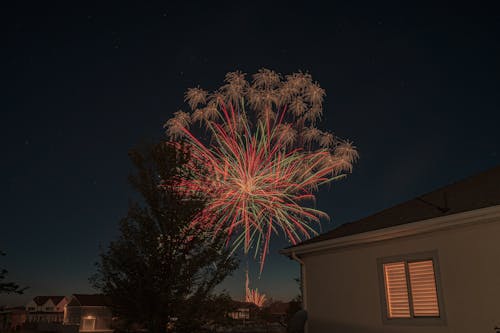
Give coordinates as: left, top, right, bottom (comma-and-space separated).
32, 296, 66, 306
70, 294, 111, 307
288, 165, 500, 249
228, 300, 261, 312
0, 307, 26, 313
267, 301, 290, 314
50, 296, 65, 305
230, 300, 257, 308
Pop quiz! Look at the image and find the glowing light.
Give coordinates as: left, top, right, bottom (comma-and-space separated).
245, 270, 266, 307
164, 69, 358, 271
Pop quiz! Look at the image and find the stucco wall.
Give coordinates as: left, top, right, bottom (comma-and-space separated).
25, 300, 38, 312
302, 218, 500, 333
65, 306, 82, 325
56, 298, 69, 312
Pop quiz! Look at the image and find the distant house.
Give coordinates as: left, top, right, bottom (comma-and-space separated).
0, 306, 27, 331
63, 294, 112, 333
227, 301, 252, 321
227, 301, 260, 321
282, 166, 500, 333
25, 296, 68, 323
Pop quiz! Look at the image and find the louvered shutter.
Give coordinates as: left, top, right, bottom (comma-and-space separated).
408, 260, 440, 317
383, 262, 411, 318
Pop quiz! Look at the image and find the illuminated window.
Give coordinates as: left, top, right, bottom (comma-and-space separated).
378, 253, 444, 324
408, 260, 440, 317
383, 262, 411, 318
82, 316, 96, 331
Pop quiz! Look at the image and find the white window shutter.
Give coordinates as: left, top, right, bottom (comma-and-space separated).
383, 261, 411, 318
408, 260, 440, 317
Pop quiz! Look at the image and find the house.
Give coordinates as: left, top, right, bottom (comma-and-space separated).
281, 165, 500, 333
227, 301, 255, 321
0, 307, 27, 331
26, 296, 68, 323
265, 301, 290, 323
63, 294, 112, 333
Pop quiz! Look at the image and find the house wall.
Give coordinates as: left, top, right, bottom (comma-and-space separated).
64, 306, 112, 332
25, 300, 38, 312
26, 298, 66, 323
55, 298, 69, 312
64, 307, 82, 325
42, 300, 56, 312
27, 312, 63, 323
302, 218, 500, 333
0, 310, 27, 331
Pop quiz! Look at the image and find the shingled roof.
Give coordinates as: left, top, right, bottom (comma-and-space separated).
70, 294, 111, 307
289, 165, 500, 248
33, 296, 66, 306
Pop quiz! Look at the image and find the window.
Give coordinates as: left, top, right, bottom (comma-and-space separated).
82, 316, 96, 331
378, 252, 445, 325
228, 308, 250, 320
383, 262, 411, 318
407, 260, 440, 317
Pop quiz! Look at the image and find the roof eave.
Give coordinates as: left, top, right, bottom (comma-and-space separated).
280, 204, 500, 257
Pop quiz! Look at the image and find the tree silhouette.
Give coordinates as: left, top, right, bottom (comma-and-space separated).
0, 251, 27, 294
91, 142, 238, 333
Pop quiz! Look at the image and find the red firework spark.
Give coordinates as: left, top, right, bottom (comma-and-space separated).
245, 269, 266, 307
164, 69, 357, 271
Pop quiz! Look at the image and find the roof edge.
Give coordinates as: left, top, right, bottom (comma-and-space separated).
281, 204, 500, 257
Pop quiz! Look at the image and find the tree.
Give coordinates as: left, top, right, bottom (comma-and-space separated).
0, 251, 26, 294
91, 142, 239, 333
284, 278, 303, 323
190, 292, 237, 332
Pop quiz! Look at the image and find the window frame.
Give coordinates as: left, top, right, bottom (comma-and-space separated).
377, 250, 447, 326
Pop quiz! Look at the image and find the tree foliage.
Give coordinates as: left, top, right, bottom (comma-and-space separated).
91, 142, 239, 333
0, 251, 26, 294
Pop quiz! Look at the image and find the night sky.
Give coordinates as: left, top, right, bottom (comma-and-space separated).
2, 2, 499, 305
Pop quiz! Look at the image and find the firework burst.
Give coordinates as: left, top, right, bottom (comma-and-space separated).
164, 69, 358, 271
245, 270, 266, 307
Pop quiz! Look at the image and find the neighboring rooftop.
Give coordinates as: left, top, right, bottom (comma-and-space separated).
0, 306, 26, 313
69, 294, 111, 307
289, 165, 500, 248
32, 296, 66, 306
230, 300, 259, 309
267, 301, 290, 314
